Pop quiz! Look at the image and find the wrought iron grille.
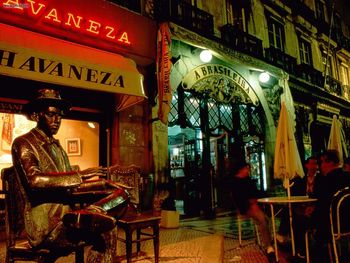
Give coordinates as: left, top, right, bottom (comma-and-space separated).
168, 92, 179, 124
219, 104, 233, 131
208, 99, 220, 130
239, 104, 249, 134
250, 106, 264, 135
169, 91, 262, 136
184, 92, 200, 127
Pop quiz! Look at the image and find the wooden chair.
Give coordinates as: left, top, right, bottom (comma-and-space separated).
1, 167, 86, 263
109, 164, 161, 263
330, 186, 350, 263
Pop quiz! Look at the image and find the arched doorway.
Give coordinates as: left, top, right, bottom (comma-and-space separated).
168, 78, 266, 217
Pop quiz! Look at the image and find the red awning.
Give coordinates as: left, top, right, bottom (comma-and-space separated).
0, 23, 146, 111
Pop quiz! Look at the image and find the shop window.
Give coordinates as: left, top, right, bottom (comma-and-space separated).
208, 99, 220, 130
267, 16, 285, 51
238, 104, 263, 136
240, 104, 249, 134
0, 113, 100, 174
0, 114, 36, 172
251, 106, 264, 135
184, 92, 200, 128
168, 92, 179, 124
299, 38, 312, 65
219, 105, 233, 131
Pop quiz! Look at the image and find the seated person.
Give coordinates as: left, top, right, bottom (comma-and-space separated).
225, 157, 275, 263
310, 150, 350, 262
277, 156, 320, 261
11, 89, 130, 262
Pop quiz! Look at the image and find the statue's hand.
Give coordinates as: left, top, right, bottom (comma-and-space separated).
79, 166, 107, 180
106, 180, 133, 190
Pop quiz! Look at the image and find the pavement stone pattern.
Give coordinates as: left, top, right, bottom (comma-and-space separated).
0, 214, 291, 263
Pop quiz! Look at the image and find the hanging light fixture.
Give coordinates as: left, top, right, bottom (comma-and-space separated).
259, 72, 270, 83
199, 49, 212, 63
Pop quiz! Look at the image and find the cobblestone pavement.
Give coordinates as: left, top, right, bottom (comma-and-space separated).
0, 214, 292, 263
180, 214, 290, 263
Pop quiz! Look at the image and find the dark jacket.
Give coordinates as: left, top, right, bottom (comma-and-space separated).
230, 176, 266, 214
312, 168, 350, 240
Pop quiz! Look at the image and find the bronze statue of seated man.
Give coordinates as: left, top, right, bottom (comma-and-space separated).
11, 89, 130, 261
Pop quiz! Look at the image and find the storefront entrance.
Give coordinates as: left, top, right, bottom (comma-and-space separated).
168, 87, 266, 217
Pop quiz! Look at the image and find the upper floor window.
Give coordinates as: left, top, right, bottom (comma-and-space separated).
299, 38, 312, 65
226, 0, 246, 31
315, 0, 327, 22
339, 62, 350, 86
267, 17, 285, 51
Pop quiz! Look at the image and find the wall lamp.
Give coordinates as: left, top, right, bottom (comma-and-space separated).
199, 49, 213, 63
258, 72, 270, 83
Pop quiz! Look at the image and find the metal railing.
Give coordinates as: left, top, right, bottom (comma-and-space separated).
155, 0, 214, 37
264, 46, 297, 75
221, 24, 264, 59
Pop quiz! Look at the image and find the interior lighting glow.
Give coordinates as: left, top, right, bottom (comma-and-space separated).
259, 72, 270, 83
88, 122, 96, 129
199, 49, 212, 63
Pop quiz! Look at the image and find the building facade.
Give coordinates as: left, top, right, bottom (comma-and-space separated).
0, 0, 157, 210
151, 0, 350, 217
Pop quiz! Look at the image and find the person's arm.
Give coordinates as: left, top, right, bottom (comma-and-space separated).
12, 137, 82, 190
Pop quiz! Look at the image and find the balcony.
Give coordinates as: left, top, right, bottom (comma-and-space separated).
325, 75, 342, 96
335, 34, 350, 53
155, 0, 214, 37
283, 0, 316, 24
296, 63, 324, 87
107, 0, 141, 13
221, 24, 264, 59
264, 46, 297, 75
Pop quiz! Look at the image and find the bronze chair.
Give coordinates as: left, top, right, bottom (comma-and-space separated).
1, 166, 86, 263
109, 164, 161, 263
330, 186, 350, 263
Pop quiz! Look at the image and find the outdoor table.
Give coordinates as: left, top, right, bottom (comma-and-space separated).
258, 196, 317, 262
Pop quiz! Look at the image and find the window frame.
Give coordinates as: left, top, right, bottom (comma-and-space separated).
298, 37, 313, 65
267, 16, 285, 51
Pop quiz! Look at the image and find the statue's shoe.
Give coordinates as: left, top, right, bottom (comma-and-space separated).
63, 208, 116, 233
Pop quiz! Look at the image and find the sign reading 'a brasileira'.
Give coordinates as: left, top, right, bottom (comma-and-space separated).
182, 64, 259, 105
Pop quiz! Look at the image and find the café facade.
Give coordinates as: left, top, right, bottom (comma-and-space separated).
0, 0, 157, 209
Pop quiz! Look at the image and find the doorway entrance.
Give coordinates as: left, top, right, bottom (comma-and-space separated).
168, 88, 265, 217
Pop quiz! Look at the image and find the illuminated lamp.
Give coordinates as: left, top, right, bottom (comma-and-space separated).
199, 49, 212, 63
259, 72, 270, 83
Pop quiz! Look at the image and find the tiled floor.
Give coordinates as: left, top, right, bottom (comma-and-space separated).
0, 213, 293, 263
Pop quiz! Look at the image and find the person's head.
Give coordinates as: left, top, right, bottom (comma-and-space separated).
344, 157, 350, 172
305, 156, 318, 175
24, 89, 71, 136
319, 150, 340, 175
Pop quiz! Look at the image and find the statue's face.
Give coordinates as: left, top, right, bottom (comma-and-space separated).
37, 106, 64, 136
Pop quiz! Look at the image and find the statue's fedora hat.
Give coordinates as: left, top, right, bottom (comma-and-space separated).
24, 89, 71, 115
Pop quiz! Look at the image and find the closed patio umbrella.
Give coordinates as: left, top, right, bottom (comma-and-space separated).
273, 101, 305, 256
328, 114, 348, 166
274, 102, 305, 197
